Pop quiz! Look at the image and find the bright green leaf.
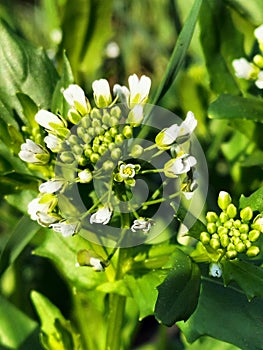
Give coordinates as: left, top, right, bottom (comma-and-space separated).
224, 0, 263, 25
239, 186, 263, 212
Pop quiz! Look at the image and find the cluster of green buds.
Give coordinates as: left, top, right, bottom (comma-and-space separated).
232, 24, 263, 89
200, 191, 263, 260
18, 72, 199, 255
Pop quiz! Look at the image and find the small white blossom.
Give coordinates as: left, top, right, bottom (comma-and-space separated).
155, 124, 180, 149
63, 84, 89, 115
177, 111, 197, 143
209, 263, 222, 278
44, 134, 61, 152
255, 71, 263, 89
39, 180, 64, 194
181, 170, 198, 200
119, 163, 136, 179
252, 215, 263, 233
92, 79, 112, 108
90, 206, 112, 225
78, 169, 93, 183
18, 139, 49, 164
35, 110, 65, 131
89, 257, 105, 271
37, 212, 59, 227
127, 104, 144, 125
164, 154, 197, 178
28, 197, 50, 221
50, 221, 78, 237
232, 58, 258, 80
254, 25, 263, 44
131, 218, 154, 233
128, 74, 151, 107
113, 84, 130, 104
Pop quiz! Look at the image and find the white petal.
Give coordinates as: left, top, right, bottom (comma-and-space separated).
180, 111, 197, 135
39, 180, 64, 193
113, 84, 130, 104
35, 110, 64, 130
232, 58, 255, 79
18, 150, 37, 163
90, 257, 104, 271
92, 79, 111, 97
63, 84, 86, 108
254, 25, 263, 44
162, 124, 180, 145
44, 134, 61, 151
90, 206, 112, 225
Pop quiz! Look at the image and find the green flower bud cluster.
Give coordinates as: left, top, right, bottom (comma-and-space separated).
200, 191, 262, 260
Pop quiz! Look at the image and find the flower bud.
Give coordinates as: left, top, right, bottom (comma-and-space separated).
224, 220, 233, 229
200, 232, 210, 245
235, 242, 246, 253
123, 125, 133, 138
252, 215, 263, 232
206, 211, 218, 223
226, 250, 237, 259
84, 148, 92, 158
240, 233, 248, 241
110, 117, 119, 126
234, 219, 241, 228
88, 127, 95, 137
81, 116, 91, 128
218, 191, 232, 210
210, 238, 220, 250
78, 156, 88, 166
246, 246, 260, 257
232, 229, 240, 237
110, 106, 121, 119
90, 153, 100, 163
130, 144, 144, 158
239, 223, 249, 234
102, 113, 111, 126
245, 240, 252, 249
219, 212, 229, 223
110, 127, 118, 138
226, 204, 237, 218
68, 109, 82, 124
253, 54, 263, 68
218, 226, 228, 236
92, 144, 99, 153
232, 236, 240, 245
207, 222, 217, 234
92, 79, 112, 108
240, 206, 253, 222
220, 234, 229, 247
102, 160, 115, 171
98, 145, 108, 155
248, 229, 261, 242
92, 119, 101, 128
111, 148, 122, 160
115, 134, 124, 145
60, 151, 75, 163
227, 243, 235, 251
78, 169, 92, 183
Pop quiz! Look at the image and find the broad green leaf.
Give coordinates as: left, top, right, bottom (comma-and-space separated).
31, 291, 81, 350
0, 215, 39, 276
239, 186, 263, 212
0, 295, 40, 349
154, 249, 201, 326
222, 259, 263, 300
5, 190, 37, 214
152, 0, 203, 105
183, 335, 240, 350
224, 0, 263, 25
52, 52, 74, 115
0, 172, 38, 195
0, 19, 58, 121
240, 150, 263, 167
33, 231, 107, 291
16, 92, 38, 129
199, 0, 243, 95
178, 279, 263, 350
209, 94, 263, 122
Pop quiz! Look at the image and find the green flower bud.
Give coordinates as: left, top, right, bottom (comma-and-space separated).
84, 148, 92, 158
68, 109, 82, 124
95, 126, 104, 136
91, 108, 102, 120
78, 169, 92, 183
226, 204, 237, 219
218, 191, 232, 210
78, 156, 88, 166
233, 219, 241, 228
108, 143, 116, 151
252, 215, 263, 233
253, 54, 263, 68
226, 250, 237, 260
240, 233, 248, 241
248, 229, 261, 242
81, 116, 90, 128
88, 127, 95, 137
93, 136, 100, 145
92, 144, 99, 153
219, 212, 229, 223
240, 206, 253, 222
92, 119, 101, 128
111, 148, 122, 160
200, 231, 210, 244
110, 127, 118, 138
98, 145, 108, 155
218, 226, 228, 236
246, 246, 260, 257
102, 160, 115, 171
232, 236, 240, 245
220, 234, 229, 248
212, 233, 219, 239
60, 151, 75, 163
72, 145, 83, 154
35, 153, 50, 164
235, 242, 246, 253
115, 134, 124, 145
227, 243, 235, 251
206, 211, 218, 223
245, 240, 252, 249
123, 125, 133, 138
130, 144, 144, 158
207, 222, 217, 234
68, 135, 81, 145
90, 153, 100, 163
224, 219, 233, 229
110, 106, 122, 119
77, 126, 85, 138
239, 223, 249, 234
210, 238, 220, 250
102, 113, 111, 126
110, 117, 119, 126
232, 229, 240, 237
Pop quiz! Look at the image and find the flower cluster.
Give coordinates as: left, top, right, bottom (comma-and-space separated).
18, 73, 198, 244
200, 191, 263, 260
232, 24, 263, 89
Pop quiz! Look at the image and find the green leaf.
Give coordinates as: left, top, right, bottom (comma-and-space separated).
152, 0, 203, 105
0, 172, 38, 195
16, 92, 38, 129
0, 295, 39, 349
176, 205, 207, 240
178, 279, 263, 350
209, 94, 263, 122
222, 259, 263, 300
154, 249, 201, 326
31, 291, 81, 350
0, 215, 39, 276
0, 19, 58, 120
224, 0, 263, 25
33, 231, 107, 291
52, 52, 74, 115
240, 150, 263, 167
199, 0, 243, 95
239, 186, 263, 212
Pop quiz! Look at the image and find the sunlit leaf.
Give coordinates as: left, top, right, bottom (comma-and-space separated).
239, 186, 263, 212
224, 0, 263, 25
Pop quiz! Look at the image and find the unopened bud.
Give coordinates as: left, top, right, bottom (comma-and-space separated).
239, 223, 249, 234
102, 160, 115, 171
115, 134, 124, 145
219, 212, 229, 223
218, 226, 228, 236
252, 215, 263, 232
220, 234, 229, 248
235, 242, 246, 253
226, 204, 237, 219
110, 106, 121, 119
81, 116, 90, 128
207, 223, 217, 234
206, 211, 218, 223
123, 125, 133, 138
240, 206, 253, 222
253, 54, 263, 68
60, 151, 75, 163
234, 219, 241, 228
226, 250, 237, 259
210, 238, 220, 250
224, 220, 233, 229
91, 108, 101, 120
111, 148, 122, 160
246, 246, 260, 257
200, 232, 210, 245
248, 229, 261, 242
110, 127, 118, 138
130, 144, 144, 158
90, 153, 100, 163
218, 191, 232, 210
78, 169, 92, 183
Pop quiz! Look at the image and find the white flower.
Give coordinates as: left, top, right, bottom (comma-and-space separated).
209, 263, 222, 278
39, 180, 64, 194
181, 170, 198, 200
63, 84, 89, 115
92, 79, 112, 108
155, 124, 180, 149
37, 212, 59, 227
164, 154, 197, 178
127, 104, 144, 125
254, 25, 263, 44
19, 139, 49, 164
119, 163, 136, 179
177, 111, 197, 143
44, 134, 61, 152
50, 221, 78, 237
131, 218, 154, 233
35, 110, 64, 131
28, 197, 50, 220
128, 74, 151, 107
255, 71, 263, 89
89, 257, 105, 271
78, 169, 93, 183
232, 58, 258, 80
252, 215, 263, 232
113, 84, 130, 104
90, 206, 112, 225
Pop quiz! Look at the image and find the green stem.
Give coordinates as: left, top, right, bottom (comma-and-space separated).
142, 191, 180, 207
